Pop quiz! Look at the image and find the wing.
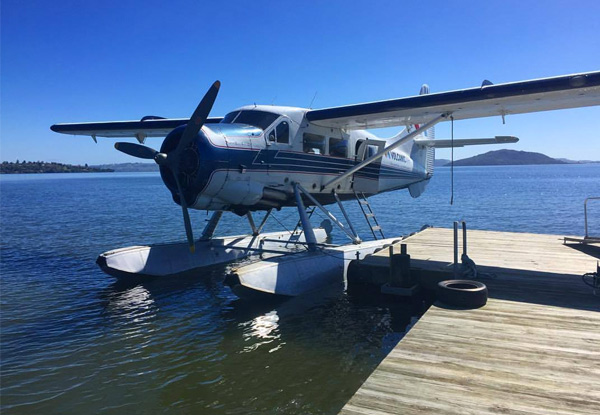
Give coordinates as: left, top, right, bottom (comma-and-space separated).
50, 116, 223, 139
306, 72, 600, 130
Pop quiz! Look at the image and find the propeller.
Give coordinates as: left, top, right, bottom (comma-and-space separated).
114, 80, 221, 253
176, 81, 221, 156
114, 142, 161, 161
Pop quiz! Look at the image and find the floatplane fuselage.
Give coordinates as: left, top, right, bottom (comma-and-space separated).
159, 104, 435, 215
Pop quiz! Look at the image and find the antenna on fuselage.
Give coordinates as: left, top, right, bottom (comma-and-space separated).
309, 91, 318, 109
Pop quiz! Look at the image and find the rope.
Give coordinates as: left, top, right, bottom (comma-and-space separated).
460, 253, 497, 280
460, 253, 478, 279
316, 246, 354, 261
271, 212, 292, 234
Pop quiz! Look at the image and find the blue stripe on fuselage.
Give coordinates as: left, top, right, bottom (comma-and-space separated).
205, 145, 418, 180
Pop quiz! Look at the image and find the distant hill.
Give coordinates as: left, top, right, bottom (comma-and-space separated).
1, 161, 113, 174
91, 162, 159, 172
434, 159, 450, 167
445, 150, 567, 166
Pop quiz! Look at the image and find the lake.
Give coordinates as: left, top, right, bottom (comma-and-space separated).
1, 164, 599, 414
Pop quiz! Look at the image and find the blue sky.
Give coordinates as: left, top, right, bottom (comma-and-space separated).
2, 0, 599, 164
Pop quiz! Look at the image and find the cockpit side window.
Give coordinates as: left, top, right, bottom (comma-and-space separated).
275, 121, 289, 144
221, 111, 240, 124
222, 110, 279, 130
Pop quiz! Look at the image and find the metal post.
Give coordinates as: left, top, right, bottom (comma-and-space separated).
199, 211, 223, 240
389, 245, 394, 283
462, 221, 467, 256
585, 199, 589, 238
294, 184, 317, 251
583, 197, 599, 240
453, 221, 459, 277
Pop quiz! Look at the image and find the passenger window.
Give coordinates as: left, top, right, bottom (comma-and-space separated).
329, 137, 348, 157
303, 133, 325, 154
276, 121, 289, 144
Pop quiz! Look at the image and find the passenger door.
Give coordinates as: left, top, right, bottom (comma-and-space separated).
353, 140, 385, 194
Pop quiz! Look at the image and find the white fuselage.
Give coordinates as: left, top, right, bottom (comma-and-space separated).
168, 105, 431, 212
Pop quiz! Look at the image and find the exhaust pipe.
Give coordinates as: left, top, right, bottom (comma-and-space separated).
262, 188, 290, 202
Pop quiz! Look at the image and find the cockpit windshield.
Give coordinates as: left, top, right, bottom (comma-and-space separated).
221, 110, 279, 130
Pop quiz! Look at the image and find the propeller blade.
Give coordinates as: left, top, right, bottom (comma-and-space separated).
177, 80, 221, 153
173, 172, 195, 253
114, 142, 158, 160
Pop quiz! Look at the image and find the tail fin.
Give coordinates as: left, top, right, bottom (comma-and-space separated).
406, 84, 434, 198
387, 83, 435, 198
419, 84, 435, 177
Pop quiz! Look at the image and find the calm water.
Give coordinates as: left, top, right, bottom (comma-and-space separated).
1, 164, 599, 414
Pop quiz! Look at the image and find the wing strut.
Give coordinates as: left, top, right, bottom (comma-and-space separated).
322, 113, 450, 190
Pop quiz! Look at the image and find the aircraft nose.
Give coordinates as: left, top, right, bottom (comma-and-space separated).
179, 145, 200, 176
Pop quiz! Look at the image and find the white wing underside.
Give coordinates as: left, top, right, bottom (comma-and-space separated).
50, 118, 223, 139
306, 72, 600, 130
51, 72, 600, 139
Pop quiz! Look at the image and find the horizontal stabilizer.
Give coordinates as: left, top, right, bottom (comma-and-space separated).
414, 136, 519, 148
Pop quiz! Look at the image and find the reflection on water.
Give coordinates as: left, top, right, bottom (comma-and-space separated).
106, 284, 156, 313
2, 261, 421, 415
240, 310, 281, 353
2, 166, 598, 414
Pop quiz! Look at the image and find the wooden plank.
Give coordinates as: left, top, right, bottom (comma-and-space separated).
340, 300, 600, 415
340, 228, 600, 415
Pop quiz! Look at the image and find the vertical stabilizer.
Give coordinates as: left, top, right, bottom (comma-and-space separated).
407, 84, 434, 198
419, 84, 435, 177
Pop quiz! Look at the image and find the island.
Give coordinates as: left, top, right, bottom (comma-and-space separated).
1, 161, 114, 174
443, 150, 567, 166
90, 162, 159, 172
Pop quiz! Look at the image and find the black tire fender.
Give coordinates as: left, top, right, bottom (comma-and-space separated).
436, 279, 488, 309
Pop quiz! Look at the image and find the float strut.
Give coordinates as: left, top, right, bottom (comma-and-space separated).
200, 211, 224, 241
297, 185, 360, 244
294, 184, 317, 251
255, 209, 272, 235
333, 191, 361, 242
246, 212, 258, 236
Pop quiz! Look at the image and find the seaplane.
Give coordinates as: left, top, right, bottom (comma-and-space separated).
51, 71, 600, 297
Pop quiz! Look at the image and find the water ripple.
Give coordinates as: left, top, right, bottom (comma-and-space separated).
2, 166, 598, 414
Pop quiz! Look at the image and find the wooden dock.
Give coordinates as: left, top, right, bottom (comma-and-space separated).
340, 228, 600, 415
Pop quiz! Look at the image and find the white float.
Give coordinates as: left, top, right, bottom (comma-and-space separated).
227, 237, 402, 297
97, 228, 329, 280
